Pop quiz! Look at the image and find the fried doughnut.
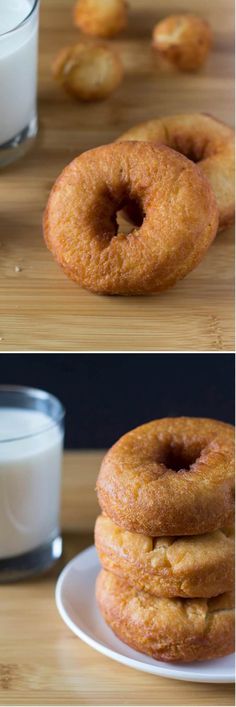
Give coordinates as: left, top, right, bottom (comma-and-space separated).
118, 113, 235, 230
96, 418, 234, 535
96, 570, 235, 663
52, 42, 123, 101
152, 14, 212, 71
44, 141, 218, 296
95, 516, 234, 598
73, 0, 128, 37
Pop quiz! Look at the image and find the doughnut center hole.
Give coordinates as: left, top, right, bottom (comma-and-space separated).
115, 197, 145, 235
116, 209, 133, 235
170, 136, 211, 163
184, 150, 199, 163
161, 443, 201, 472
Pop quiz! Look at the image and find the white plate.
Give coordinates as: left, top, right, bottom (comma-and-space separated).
55, 545, 235, 684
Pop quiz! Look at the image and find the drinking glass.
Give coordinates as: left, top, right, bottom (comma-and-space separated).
0, 0, 39, 167
0, 385, 65, 581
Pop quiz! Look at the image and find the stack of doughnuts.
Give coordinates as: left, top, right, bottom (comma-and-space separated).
95, 417, 235, 663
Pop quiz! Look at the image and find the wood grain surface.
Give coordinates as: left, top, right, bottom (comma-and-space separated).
0, 0, 234, 352
0, 451, 234, 706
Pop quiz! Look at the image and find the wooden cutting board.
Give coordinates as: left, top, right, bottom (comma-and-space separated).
0, 451, 234, 707
0, 0, 234, 351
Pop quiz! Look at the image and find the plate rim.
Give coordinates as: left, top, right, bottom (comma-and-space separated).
55, 545, 235, 684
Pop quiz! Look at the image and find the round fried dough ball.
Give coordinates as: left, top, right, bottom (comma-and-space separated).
74, 0, 128, 38
152, 14, 212, 71
52, 41, 123, 101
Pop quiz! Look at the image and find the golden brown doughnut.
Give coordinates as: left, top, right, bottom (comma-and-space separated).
73, 0, 128, 37
95, 515, 234, 598
152, 14, 212, 71
52, 41, 123, 101
117, 113, 235, 231
96, 418, 234, 535
44, 141, 218, 296
96, 570, 235, 663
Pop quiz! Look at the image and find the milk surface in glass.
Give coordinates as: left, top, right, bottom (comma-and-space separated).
0, 408, 63, 559
0, 0, 39, 147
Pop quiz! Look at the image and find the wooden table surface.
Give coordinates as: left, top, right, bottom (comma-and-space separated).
0, 451, 234, 706
0, 0, 234, 352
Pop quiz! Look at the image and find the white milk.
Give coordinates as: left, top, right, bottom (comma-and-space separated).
0, 0, 39, 145
0, 408, 63, 558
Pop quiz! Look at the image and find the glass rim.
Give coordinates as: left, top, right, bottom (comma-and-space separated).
0, 385, 65, 443
0, 0, 39, 38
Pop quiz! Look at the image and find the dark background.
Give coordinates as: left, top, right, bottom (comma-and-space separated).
0, 354, 234, 448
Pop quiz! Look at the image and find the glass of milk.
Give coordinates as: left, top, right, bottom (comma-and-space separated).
0, 386, 65, 581
0, 0, 39, 167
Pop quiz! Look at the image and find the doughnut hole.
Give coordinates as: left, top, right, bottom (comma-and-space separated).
52, 42, 123, 101
152, 14, 213, 72
73, 0, 128, 38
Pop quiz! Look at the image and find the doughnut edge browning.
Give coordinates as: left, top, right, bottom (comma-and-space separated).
96, 417, 235, 535
95, 515, 235, 598
96, 570, 235, 663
